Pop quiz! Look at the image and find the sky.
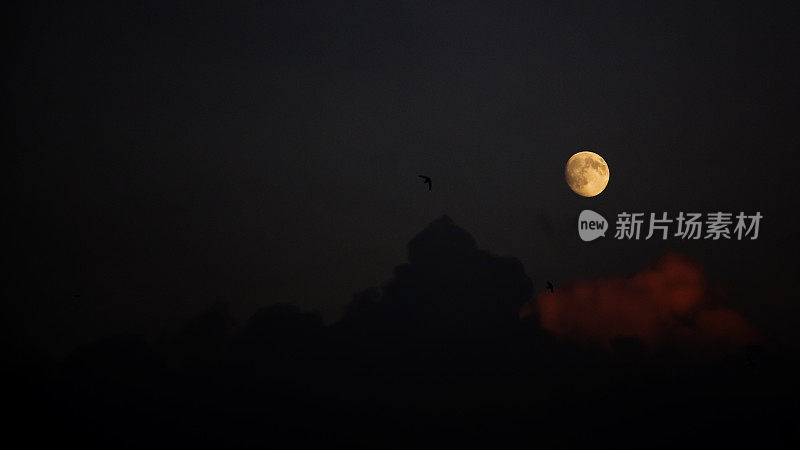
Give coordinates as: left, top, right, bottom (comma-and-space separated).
4, 0, 800, 356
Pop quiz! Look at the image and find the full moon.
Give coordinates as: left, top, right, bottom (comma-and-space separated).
565, 151, 610, 197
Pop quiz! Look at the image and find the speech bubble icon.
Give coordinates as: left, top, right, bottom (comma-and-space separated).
578, 210, 608, 241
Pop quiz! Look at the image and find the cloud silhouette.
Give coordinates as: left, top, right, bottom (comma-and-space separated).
9, 218, 794, 449
526, 253, 757, 352
341, 215, 533, 336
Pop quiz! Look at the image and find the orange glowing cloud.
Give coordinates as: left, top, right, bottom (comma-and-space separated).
523, 253, 757, 352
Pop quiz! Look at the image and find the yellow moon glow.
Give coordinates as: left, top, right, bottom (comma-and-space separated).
565, 151, 610, 197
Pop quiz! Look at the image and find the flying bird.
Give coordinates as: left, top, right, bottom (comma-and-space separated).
418, 175, 432, 191
545, 281, 554, 293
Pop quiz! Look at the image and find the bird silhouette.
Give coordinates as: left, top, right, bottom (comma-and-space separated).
545, 281, 554, 293
418, 175, 432, 191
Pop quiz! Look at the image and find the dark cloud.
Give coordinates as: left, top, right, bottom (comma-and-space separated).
8, 218, 797, 448
339, 215, 532, 336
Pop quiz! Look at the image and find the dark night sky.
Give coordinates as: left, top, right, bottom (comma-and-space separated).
4, 1, 799, 356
